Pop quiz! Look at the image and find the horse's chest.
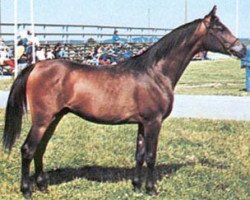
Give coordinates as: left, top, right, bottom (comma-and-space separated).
136, 84, 173, 119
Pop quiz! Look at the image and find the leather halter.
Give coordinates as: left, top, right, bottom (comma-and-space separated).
202, 21, 239, 55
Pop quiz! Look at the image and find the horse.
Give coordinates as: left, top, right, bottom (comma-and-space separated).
2, 6, 246, 199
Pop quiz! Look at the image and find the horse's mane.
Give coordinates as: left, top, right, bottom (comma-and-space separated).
120, 19, 202, 71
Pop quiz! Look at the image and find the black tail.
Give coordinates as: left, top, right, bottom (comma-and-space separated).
2, 65, 35, 152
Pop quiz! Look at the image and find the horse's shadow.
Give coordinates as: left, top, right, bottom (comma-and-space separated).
47, 163, 186, 186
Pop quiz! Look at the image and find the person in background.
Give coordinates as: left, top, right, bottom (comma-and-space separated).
0, 46, 10, 70
27, 30, 40, 47
54, 43, 66, 59
17, 30, 40, 64
46, 48, 55, 60
17, 31, 29, 49
241, 45, 250, 91
0, 37, 6, 48
16, 43, 28, 74
36, 47, 46, 61
0, 38, 10, 66
241, 45, 250, 68
112, 30, 120, 43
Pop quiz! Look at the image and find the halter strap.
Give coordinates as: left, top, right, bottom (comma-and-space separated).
202, 21, 239, 55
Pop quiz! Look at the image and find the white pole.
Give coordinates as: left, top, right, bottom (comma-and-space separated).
147, 8, 151, 35
235, 0, 239, 37
185, 0, 188, 23
30, 0, 35, 64
147, 8, 151, 28
0, 0, 2, 34
14, 0, 18, 78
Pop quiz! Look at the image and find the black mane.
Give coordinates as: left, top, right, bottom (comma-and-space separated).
120, 19, 202, 70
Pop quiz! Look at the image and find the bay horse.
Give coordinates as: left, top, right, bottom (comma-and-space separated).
2, 6, 246, 198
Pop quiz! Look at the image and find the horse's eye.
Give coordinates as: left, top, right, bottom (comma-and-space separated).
212, 25, 224, 31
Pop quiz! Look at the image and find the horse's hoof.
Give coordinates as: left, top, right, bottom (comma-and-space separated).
22, 191, 32, 200
146, 186, 158, 196
36, 174, 48, 192
132, 179, 142, 192
133, 186, 141, 193
37, 185, 48, 193
21, 184, 32, 199
36, 180, 48, 192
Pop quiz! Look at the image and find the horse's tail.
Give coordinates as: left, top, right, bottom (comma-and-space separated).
3, 65, 35, 152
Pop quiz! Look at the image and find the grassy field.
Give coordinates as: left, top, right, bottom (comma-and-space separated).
175, 58, 249, 96
0, 110, 249, 200
0, 77, 14, 91
0, 58, 249, 96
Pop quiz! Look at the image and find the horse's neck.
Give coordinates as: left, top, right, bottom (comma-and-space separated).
153, 36, 202, 88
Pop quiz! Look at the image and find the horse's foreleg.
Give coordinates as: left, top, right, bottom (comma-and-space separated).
144, 119, 161, 195
34, 115, 63, 192
132, 123, 145, 191
21, 120, 52, 199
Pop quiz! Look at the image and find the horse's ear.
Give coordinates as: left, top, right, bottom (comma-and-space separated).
203, 6, 217, 25
208, 5, 217, 17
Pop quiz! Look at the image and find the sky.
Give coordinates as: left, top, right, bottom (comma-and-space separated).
1, 0, 250, 39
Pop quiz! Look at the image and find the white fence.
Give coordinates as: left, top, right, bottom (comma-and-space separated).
0, 23, 172, 43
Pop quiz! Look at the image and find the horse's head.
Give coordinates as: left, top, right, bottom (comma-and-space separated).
202, 6, 246, 58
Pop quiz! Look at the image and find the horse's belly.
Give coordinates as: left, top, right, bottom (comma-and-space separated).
68, 91, 138, 124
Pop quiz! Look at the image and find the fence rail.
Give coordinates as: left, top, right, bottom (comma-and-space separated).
0, 22, 172, 43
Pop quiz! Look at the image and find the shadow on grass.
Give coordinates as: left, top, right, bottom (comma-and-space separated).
47, 163, 186, 186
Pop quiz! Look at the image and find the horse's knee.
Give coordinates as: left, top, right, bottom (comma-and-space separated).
21, 143, 35, 160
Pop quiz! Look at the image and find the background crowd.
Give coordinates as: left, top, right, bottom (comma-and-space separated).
0, 29, 207, 75
0, 30, 152, 75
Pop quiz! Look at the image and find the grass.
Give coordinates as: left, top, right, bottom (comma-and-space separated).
0, 110, 249, 199
0, 76, 14, 91
176, 58, 249, 96
0, 58, 249, 96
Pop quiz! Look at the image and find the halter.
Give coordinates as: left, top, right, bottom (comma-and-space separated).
202, 21, 239, 56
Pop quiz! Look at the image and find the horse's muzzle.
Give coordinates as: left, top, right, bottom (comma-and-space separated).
229, 41, 247, 59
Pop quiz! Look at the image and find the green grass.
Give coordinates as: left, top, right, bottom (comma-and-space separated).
0, 58, 249, 96
0, 110, 249, 199
0, 77, 14, 91
176, 58, 249, 96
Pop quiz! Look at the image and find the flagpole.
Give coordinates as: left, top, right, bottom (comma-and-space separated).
0, 0, 2, 35
14, 0, 18, 78
30, 0, 36, 64
235, 0, 239, 37
185, 0, 188, 23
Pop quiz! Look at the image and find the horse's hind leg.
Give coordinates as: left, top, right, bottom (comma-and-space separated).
34, 114, 64, 192
144, 119, 161, 195
20, 115, 55, 199
132, 123, 145, 191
